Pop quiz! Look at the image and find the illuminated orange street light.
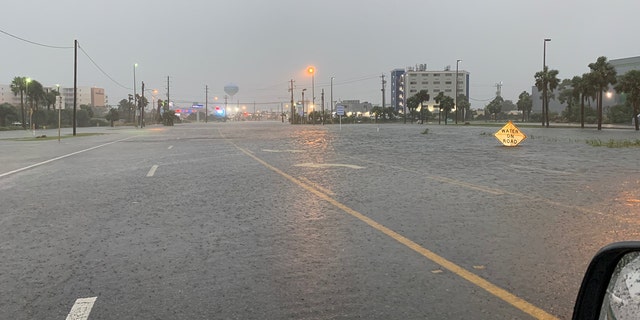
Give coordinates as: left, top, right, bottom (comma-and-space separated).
306, 66, 316, 122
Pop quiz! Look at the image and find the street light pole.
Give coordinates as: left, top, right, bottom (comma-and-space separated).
330, 77, 334, 123
542, 38, 551, 127
307, 66, 315, 122
133, 63, 138, 126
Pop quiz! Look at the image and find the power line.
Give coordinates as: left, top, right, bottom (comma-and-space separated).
0, 28, 131, 92
77, 42, 131, 90
0, 28, 73, 49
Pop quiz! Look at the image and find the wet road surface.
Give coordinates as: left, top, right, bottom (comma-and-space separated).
1, 122, 639, 319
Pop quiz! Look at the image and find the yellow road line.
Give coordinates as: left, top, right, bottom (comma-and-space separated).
228, 140, 558, 320
298, 176, 336, 196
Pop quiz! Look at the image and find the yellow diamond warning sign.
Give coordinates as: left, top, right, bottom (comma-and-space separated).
494, 121, 526, 147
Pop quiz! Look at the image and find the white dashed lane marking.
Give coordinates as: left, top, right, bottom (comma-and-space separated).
65, 297, 97, 320
146, 165, 159, 177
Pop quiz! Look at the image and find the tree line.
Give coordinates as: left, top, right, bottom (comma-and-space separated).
534, 56, 640, 130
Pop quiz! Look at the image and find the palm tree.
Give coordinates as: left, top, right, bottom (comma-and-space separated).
27, 80, 45, 110
406, 90, 430, 124
569, 76, 583, 126
10, 77, 27, 128
486, 96, 504, 121
576, 73, 598, 128
456, 94, 471, 122
588, 56, 617, 130
26, 80, 45, 129
434, 92, 454, 124
534, 66, 560, 127
517, 91, 532, 122
44, 89, 59, 111
614, 70, 640, 131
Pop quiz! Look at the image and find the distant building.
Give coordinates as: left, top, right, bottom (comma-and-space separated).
0, 84, 21, 106
531, 86, 565, 114
390, 69, 405, 112
336, 100, 373, 115
609, 56, 640, 106
61, 86, 106, 108
399, 64, 470, 113
0, 84, 105, 108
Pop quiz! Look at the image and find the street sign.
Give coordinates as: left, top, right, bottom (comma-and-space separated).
494, 121, 526, 147
336, 105, 345, 116
55, 96, 64, 110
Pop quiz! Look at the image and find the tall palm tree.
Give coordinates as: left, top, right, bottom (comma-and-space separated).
588, 56, 617, 130
456, 94, 470, 122
26, 80, 45, 129
10, 76, 27, 128
569, 76, 583, 127
614, 70, 640, 131
578, 73, 598, 128
27, 80, 45, 111
534, 66, 560, 127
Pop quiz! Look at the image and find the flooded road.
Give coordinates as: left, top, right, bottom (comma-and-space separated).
217, 121, 640, 318
0, 121, 638, 319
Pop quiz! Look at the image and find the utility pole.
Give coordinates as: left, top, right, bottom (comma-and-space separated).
73, 39, 77, 136
167, 76, 170, 118
289, 79, 295, 124
381, 74, 386, 109
321, 88, 325, 125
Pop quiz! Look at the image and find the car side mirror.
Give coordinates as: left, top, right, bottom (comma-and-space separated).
573, 241, 640, 319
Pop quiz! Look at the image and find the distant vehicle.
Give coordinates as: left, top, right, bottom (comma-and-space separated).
213, 106, 227, 122
11, 122, 22, 126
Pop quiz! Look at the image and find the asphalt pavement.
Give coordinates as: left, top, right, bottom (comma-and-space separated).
1, 121, 639, 319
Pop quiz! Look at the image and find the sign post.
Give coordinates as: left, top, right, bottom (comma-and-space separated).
56, 96, 64, 142
336, 105, 345, 130
494, 121, 526, 147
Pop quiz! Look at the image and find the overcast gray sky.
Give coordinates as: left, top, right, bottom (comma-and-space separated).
2, 0, 638, 109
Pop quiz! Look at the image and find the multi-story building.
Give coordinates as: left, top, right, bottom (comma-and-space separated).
390, 69, 405, 112
0, 84, 105, 109
609, 56, 640, 106
401, 64, 470, 113
61, 86, 105, 108
0, 84, 22, 106
337, 100, 373, 115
